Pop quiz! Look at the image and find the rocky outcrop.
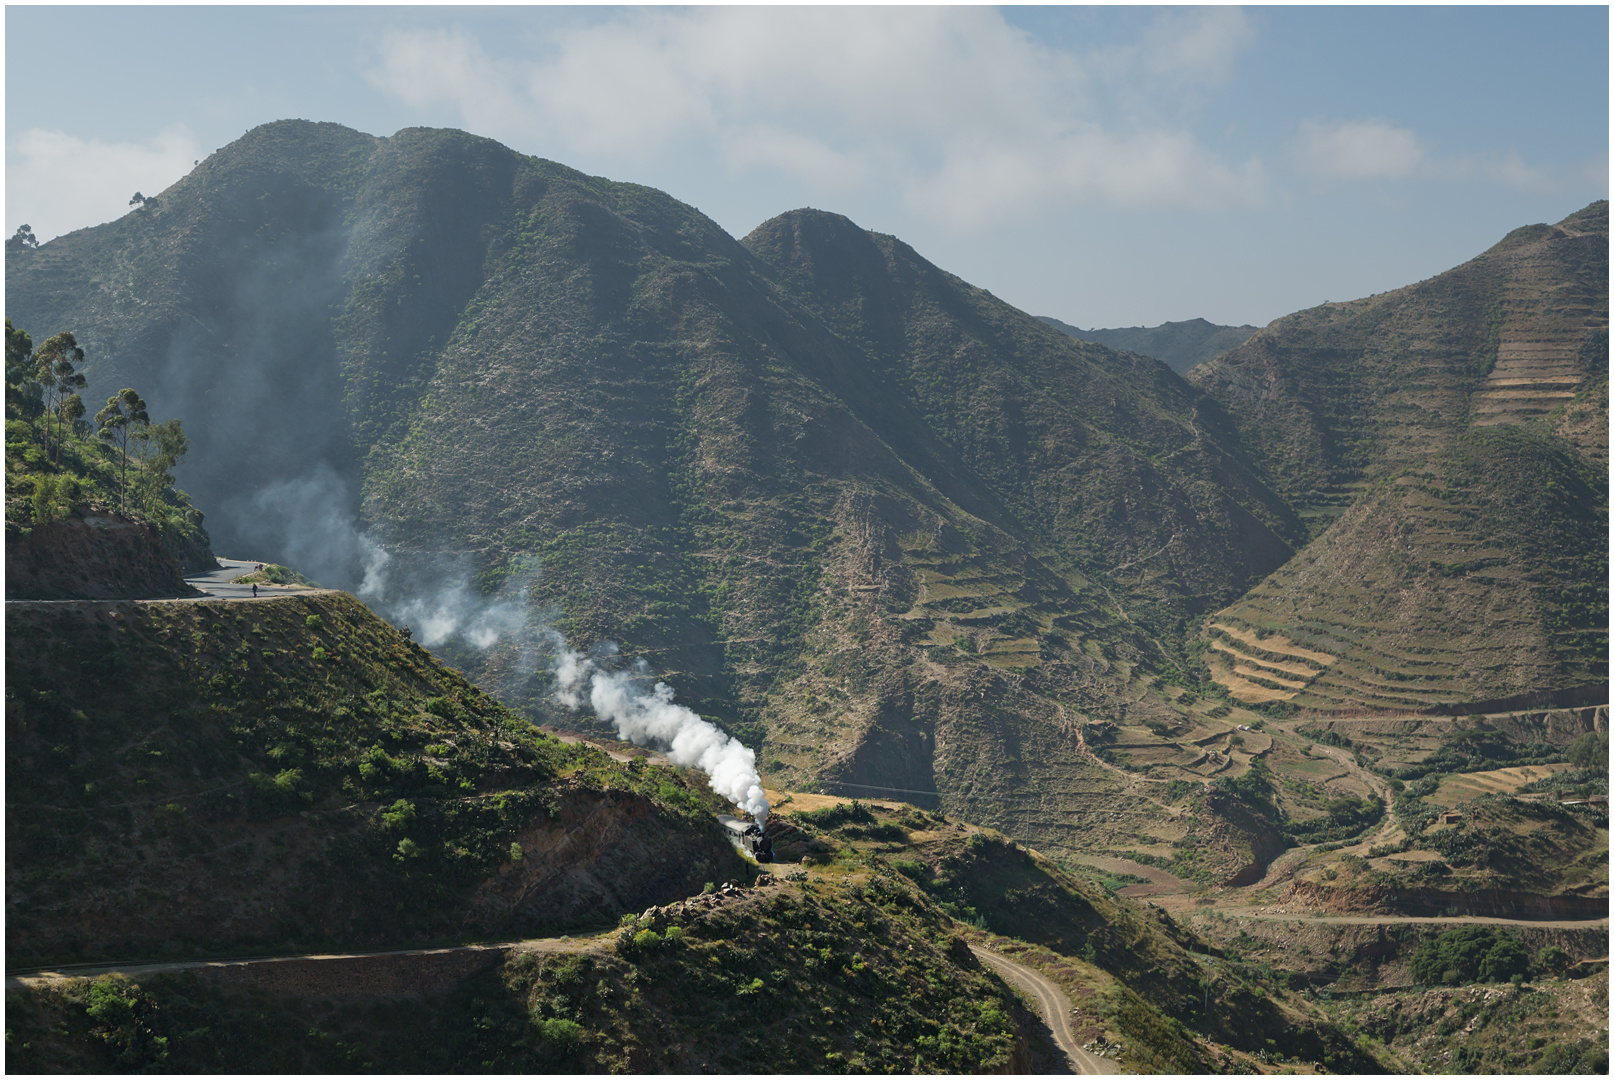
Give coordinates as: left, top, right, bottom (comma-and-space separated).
6, 513, 199, 599
466, 787, 744, 935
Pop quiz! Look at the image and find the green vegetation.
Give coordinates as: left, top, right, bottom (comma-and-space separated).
1315, 972, 1609, 1074
5, 593, 743, 966
4, 318, 210, 569
1566, 730, 1608, 771
773, 799, 1382, 1073
1409, 926, 1532, 986
5, 878, 1029, 1074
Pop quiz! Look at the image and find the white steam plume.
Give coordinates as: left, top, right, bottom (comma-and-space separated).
390, 580, 528, 648
555, 648, 770, 828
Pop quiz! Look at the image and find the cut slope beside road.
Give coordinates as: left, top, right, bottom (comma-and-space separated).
971, 945, 1119, 1075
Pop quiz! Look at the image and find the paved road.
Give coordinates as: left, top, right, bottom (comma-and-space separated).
971, 945, 1118, 1075
184, 558, 323, 600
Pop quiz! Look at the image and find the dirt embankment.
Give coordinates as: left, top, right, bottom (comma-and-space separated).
1188, 912, 1608, 988
6, 513, 197, 600
464, 788, 744, 936
1289, 881, 1609, 921
202, 946, 510, 997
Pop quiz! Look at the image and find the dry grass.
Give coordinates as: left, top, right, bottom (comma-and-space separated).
1432, 764, 1576, 806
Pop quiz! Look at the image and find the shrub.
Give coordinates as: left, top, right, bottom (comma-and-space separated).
1410, 926, 1530, 985
380, 799, 415, 830
539, 1017, 583, 1055
1566, 730, 1608, 772
1534, 944, 1572, 975
248, 768, 310, 812
793, 800, 875, 831
85, 978, 136, 1027
891, 858, 931, 884
305, 615, 324, 630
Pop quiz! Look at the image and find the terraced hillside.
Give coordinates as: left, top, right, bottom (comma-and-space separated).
1191, 202, 1608, 711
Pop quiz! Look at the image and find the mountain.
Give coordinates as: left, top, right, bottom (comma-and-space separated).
1189, 202, 1608, 711
1040, 316, 1260, 375
5, 121, 1606, 871
5, 121, 1303, 856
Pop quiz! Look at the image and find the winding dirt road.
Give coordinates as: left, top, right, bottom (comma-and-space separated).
971, 945, 1119, 1075
13, 939, 1119, 1073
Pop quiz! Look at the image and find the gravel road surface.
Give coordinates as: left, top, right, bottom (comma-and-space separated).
971, 945, 1119, 1074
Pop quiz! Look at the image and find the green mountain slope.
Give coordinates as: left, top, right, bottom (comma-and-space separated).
7, 122, 1605, 870
1040, 315, 1260, 375
1190, 203, 1608, 711
5, 593, 745, 967
5, 121, 1305, 851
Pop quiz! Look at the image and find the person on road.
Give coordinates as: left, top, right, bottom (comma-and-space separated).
252, 583, 258, 598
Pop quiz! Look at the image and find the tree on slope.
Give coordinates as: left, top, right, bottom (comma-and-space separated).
5, 317, 42, 420
131, 417, 190, 514
95, 388, 149, 515
34, 332, 88, 464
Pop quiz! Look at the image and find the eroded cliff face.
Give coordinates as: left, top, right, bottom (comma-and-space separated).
466, 786, 745, 934
5, 513, 197, 600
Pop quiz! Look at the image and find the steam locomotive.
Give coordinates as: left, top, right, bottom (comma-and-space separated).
717, 814, 774, 862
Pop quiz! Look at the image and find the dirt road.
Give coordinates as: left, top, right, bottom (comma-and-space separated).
4, 939, 590, 994
970, 945, 1119, 1075
1189, 909, 1609, 930
13, 939, 1116, 1073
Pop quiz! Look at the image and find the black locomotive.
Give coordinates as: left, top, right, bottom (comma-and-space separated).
719, 814, 774, 862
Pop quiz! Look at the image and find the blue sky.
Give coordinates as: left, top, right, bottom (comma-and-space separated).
6, 5, 1607, 327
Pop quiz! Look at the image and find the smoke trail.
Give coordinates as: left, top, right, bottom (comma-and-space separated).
387, 577, 528, 648
219, 466, 769, 823
555, 647, 770, 828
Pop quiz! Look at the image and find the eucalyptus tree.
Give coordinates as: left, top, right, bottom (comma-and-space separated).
34, 332, 88, 464
4, 318, 42, 420
132, 417, 190, 513
95, 388, 149, 514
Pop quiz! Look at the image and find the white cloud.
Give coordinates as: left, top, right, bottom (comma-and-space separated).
1290, 117, 1568, 196
6, 126, 201, 243
910, 128, 1267, 227
363, 7, 1266, 227
1479, 151, 1558, 194
1141, 7, 1256, 88
365, 28, 527, 137
1578, 156, 1610, 191
1291, 118, 1425, 181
